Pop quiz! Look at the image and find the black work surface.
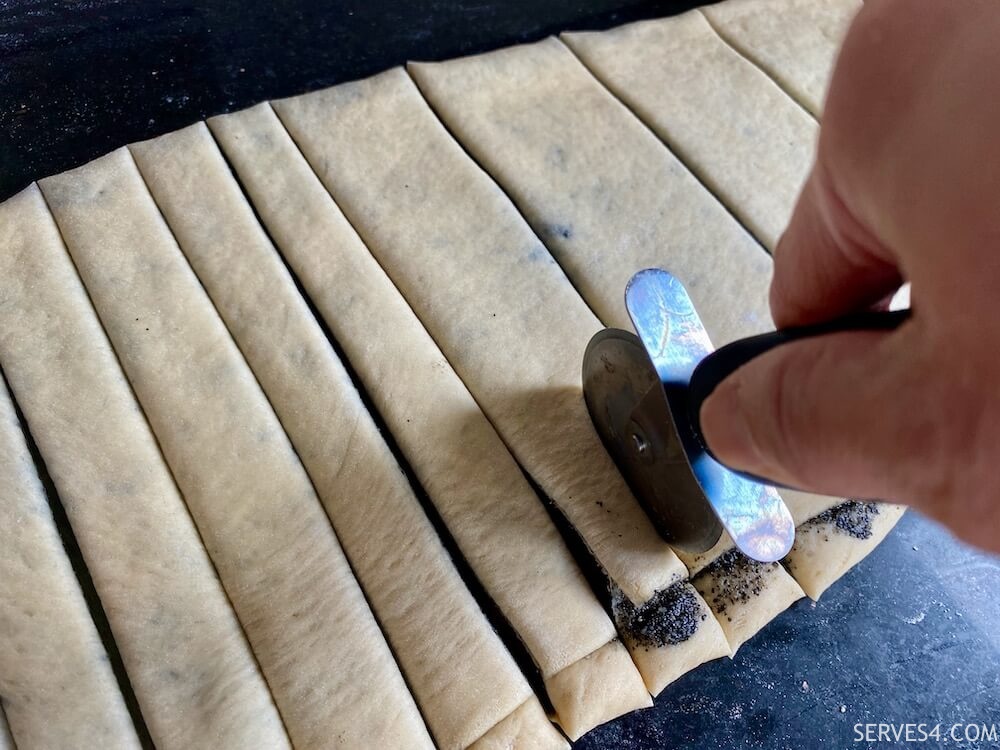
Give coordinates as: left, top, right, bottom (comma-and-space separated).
3, 2, 999, 749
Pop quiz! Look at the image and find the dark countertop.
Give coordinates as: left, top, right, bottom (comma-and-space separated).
3, 2, 998, 748
579, 513, 1000, 749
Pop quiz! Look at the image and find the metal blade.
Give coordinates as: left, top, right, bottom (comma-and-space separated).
583, 328, 723, 552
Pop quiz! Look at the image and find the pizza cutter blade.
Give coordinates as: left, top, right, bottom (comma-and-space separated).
583, 268, 793, 561
583, 268, 911, 562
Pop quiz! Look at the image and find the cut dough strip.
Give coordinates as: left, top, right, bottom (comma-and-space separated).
701, 0, 860, 117
208, 103, 646, 738
787, 502, 907, 600
562, 10, 817, 250
409, 38, 772, 339
129, 122, 561, 750
0, 373, 139, 749
409, 40, 803, 655
609, 581, 728, 695
0, 185, 290, 750
39, 150, 433, 750
274, 68, 688, 608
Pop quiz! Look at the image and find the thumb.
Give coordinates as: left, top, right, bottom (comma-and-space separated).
698, 322, 939, 503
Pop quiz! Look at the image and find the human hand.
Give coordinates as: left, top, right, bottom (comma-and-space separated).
700, 0, 1000, 552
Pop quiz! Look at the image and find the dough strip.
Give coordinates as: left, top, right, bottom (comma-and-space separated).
273, 68, 688, 608
563, 11, 817, 250
39, 150, 433, 750
209, 102, 648, 737
701, 0, 860, 117
0, 184, 290, 750
130, 122, 560, 750
0, 373, 139, 749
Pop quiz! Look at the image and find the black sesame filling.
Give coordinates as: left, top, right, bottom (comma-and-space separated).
809, 500, 881, 540
697, 548, 778, 620
611, 581, 706, 649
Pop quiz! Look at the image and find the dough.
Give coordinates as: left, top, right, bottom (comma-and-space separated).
692, 552, 804, 653
208, 103, 649, 739
786, 502, 907, 599
129, 122, 552, 750
409, 38, 772, 338
469, 699, 568, 750
701, 0, 860, 116
410, 34, 902, 613
410, 38, 795, 673
273, 68, 689, 607
39, 150, 433, 750
543, 641, 651, 736
0, 375, 139, 749
0, 186, 290, 749
611, 582, 729, 695
563, 11, 817, 250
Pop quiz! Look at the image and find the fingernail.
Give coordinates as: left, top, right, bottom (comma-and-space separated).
699, 379, 763, 474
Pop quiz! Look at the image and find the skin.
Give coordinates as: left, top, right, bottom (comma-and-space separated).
701, 0, 1000, 553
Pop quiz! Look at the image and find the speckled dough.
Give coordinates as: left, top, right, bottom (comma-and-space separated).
701, 0, 860, 116
39, 149, 431, 750
209, 102, 648, 739
273, 68, 688, 606
0, 377, 139, 749
0, 186, 290, 750
407, 35, 819, 659
409, 38, 772, 338
563, 11, 817, 250
693, 552, 804, 653
129, 122, 541, 750
410, 26, 903, 617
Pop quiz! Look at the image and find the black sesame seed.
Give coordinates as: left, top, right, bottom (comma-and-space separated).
611, 582, 703, 648
809, 500, 881, 540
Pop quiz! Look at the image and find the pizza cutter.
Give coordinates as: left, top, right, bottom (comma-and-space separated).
582, 268, 910, 562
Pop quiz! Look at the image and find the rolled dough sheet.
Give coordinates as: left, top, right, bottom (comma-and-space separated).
562, 10, 817, 250
0, 186, 290, 750
701, 0, 860, 117
39, 150, 433, 750
408, 37, 772, 338
129, 123, 553, 750
0, 377, 139, 749
208, 104, 648, 738
273, 68, 688, 608
787, 502, 907, 600
0, 706, 12, 750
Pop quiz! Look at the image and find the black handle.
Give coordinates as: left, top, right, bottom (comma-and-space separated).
687, 308, 912, 484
